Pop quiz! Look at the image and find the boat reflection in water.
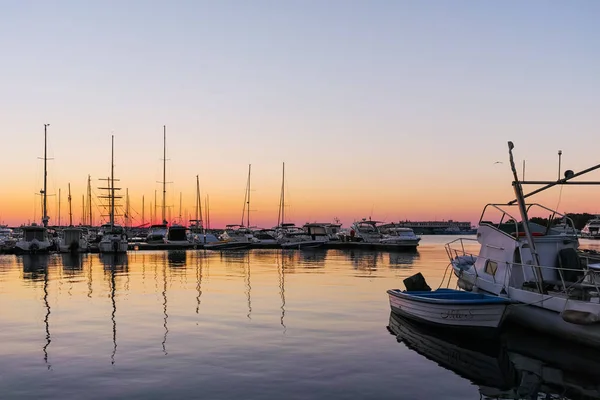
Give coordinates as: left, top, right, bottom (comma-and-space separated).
387, 313, 600, 399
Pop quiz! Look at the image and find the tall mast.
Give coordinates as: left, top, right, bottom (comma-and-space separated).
58, 188, 61, 227
142, 195, 145, 226
196, 175, 204, 233
87, 175, 92, 226
241, 164, 251, 227
154, 190, 157, 225
42, 123, 49, 227
162, 125, 167, 225
278, 162, 285, 227
282, 162, 285, 226
110, 135, 115, 228
126, 188, 130, 228
67, 183, 72, 226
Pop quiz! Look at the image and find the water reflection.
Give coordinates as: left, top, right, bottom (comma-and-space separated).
61, 253, 84, 272
388, 251, 419, 268
43, 265, 51, 369
387, 312, 600, 399
244, 252, 252, 320
21, 254, 50, 280
277, 251, 286, 333
162, 254, 168, 355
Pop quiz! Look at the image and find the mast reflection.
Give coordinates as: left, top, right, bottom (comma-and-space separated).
245, 252, 251, 320
195, 252, 203, 314
43, 263, 51, 369
162, 254, 168, 355
277, 251, 286, 333
100, 253, 127, 365
21, 255, 52, 369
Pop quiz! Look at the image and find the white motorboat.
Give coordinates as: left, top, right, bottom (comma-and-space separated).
0, 226, 16, 251
348, 219, 384, 243
146, 224, 168, 243
98, 135, 128, 254
15, 224, 53, 254
380, 227, 421, 248
446, 141, 600, 347
59, 227, 89, 253
581, 215, 600, 239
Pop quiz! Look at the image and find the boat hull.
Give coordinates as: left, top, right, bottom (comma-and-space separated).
280, 240, 325, 249
387, 289, 508, 329
98, 237, 128, 253
505, 304, 600, 348
203, 241, 251, 250
14, 240, 53, 254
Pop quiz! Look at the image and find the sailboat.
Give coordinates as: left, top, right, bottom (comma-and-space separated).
98, 135, 128, 253
15, 124, 53, 254
59, 183, 89, 253
274, 163, 325, 249
146, 126, 169, 244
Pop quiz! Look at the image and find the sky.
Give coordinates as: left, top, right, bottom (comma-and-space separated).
1, 0, 599, 228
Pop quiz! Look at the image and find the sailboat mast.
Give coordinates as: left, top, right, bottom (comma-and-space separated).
126, 188, 130, 228
43, 123, 49, 227
142, 195, 145, 226
68, 184, 72, 226
278, 162, 285, 227
247, 164, 251, 228
162, 125, 167, 225
110, 135, 115, 228
282, 163, 285, 226
87, 175, 92, 226
58, 188, 61, 227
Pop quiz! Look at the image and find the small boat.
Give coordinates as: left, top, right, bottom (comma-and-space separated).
388, 288, 510, 330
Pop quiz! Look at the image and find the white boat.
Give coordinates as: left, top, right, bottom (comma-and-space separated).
380, 227, 421, 247
59, 227, 89, 253
0, 226, 16, 251
387, 286, 510, 329
146, 224, 168, 243
446, 141, 600, 347
98, 135, 128, 254
15, 224, 53, 254
279, 230, 326, 249
348, 219, 384, 243
581, 215, 600, 239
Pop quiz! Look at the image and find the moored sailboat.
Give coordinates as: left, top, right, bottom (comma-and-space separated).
98, 135, 128, 254
15, 124, 53, 254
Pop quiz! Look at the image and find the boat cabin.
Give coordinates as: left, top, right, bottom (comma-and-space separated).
452, 203, 580, 295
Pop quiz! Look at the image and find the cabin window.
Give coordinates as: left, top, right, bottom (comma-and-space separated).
485, 260, 498, 276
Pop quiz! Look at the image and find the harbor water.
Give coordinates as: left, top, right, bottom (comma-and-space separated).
2, 236, 600, 399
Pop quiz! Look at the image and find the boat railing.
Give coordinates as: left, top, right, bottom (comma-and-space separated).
479, 203, 576, 237
444, 237, 479, 264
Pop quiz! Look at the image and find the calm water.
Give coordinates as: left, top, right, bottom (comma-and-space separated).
1, 236, 600, 400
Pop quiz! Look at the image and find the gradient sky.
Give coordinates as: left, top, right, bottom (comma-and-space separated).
1, 0, 599, 228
